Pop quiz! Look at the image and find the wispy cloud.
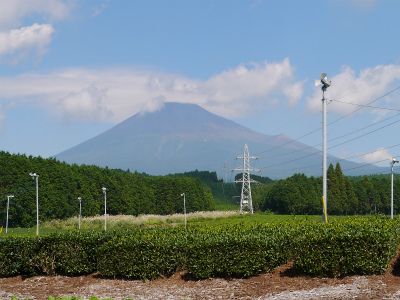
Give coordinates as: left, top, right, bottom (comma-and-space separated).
92, 2, 108, 17
0, 59, 303, 122
307, 64, 400, 115
0, 24, 54, 61
360, 148, 392, 165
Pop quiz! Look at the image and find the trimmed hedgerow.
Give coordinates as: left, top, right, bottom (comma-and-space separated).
0, 231, 114, 276
97, 229, 186, 279
0, 236, 38, 276
292, 218, 400, 277
185, 225, 293, 279
0, 218, 399, 279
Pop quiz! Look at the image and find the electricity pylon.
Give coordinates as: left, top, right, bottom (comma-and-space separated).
234, 144, 259, 213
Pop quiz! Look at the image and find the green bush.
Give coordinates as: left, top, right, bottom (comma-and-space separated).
31, 232, 110, 275
292, 218, 400, 277
186, 225, 293, 279
0, 236, 38, 276
0, 231, 113, 276
97, 229, 186, 279
0, 218, 399, 279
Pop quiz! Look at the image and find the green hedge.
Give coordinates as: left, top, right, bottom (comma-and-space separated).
186, 225, 293, 279
0, 231, 112, 276
0, 218, 399, 279
97, 229, 186, 279
292, 219, 400, 277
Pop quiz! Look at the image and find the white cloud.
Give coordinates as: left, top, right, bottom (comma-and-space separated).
0, 24, 54, 59
307, 64, 400, 115
0, 0, 71, 62
0, 59, 303, 122
0, 0, 71, 29
361, 148, 392, 165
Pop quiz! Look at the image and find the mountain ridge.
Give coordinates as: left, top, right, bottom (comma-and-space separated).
56, 102, 384, 178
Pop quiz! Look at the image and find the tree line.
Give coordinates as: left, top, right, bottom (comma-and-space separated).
260, 163, 396, 215
0, 151, 214, 228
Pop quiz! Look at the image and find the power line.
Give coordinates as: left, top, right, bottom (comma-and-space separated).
329, 118, 400, 150
258, 112, 400, 162
255, 84, 400, 158
328, 85, 400, 126
331, 99, 400, 112
263, 142, 400, 174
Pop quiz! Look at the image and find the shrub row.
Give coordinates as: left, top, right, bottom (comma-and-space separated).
293, 218, 400, 277
0, 218, 399, 279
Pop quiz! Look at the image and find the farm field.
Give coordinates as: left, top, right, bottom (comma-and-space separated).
2, 212, 400, 299
2, 212, 367, 235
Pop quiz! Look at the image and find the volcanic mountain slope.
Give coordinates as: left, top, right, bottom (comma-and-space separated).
57, 102, 383, 179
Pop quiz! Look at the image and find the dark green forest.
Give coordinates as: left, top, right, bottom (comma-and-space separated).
0, 152, 214, 228
1, 150, 398, 228
180, 166, 400, 216
261, 163, 397, 215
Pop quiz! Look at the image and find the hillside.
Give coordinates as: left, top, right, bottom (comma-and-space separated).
0, 151, 214, 228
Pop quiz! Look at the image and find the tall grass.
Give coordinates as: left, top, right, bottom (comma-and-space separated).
42, 211, 240, 230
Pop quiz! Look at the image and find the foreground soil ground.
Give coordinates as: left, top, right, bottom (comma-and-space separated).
2, 264, 400, 300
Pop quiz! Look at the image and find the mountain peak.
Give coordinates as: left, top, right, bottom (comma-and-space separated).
56, 102, 384, 178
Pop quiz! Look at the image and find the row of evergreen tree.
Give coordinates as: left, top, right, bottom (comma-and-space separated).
0, 151, 214, 228
260, 163, 396, 215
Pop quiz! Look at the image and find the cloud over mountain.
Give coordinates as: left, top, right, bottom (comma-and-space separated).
0, 59, 303, 122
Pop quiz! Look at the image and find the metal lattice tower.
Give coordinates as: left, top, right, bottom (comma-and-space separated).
234, 144, 259, 214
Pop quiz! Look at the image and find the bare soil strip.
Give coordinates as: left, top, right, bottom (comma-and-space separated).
2, 265, 400, 300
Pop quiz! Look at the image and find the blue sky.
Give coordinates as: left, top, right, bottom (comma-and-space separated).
1, 0, 400, 172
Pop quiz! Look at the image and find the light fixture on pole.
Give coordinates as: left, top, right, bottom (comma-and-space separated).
29, 172, 40, 236
320, 73, 331, 224
391, 158, 399, 219
180, 193, 187, 230
78, 196, 82, 230
102, 187, 107, 231
5, 195, 14, 234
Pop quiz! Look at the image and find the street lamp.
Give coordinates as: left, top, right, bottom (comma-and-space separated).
391, 158, 399, 219
78, 197, 82, 230
102, 187, 107, 231
320, 73, 331, 224
29, 172, 39, 236
180, 193, 187, 230
5, 195, 14, 234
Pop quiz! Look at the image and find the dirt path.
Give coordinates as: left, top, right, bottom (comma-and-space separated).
2, 266, 400, 300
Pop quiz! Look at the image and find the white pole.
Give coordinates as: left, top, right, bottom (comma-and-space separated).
36, 175, 39, 236
391, 164, 394, 219
5, 195, 13, 234
391, 158, 399, 219
181, 193, 187, 230
78, 197, 82, 230
322, 90, 328, 223
102, 187, 107, 231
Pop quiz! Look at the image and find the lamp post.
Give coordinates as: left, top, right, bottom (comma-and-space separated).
391, 158, 399, 219
78, 196, 82, 230
180, 193, 187, 230
102, 187, 107, 231
29, 172, 39, 236
5, 195, 14, 234
320, 73, 331, 224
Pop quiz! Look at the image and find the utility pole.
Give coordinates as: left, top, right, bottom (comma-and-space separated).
391, 158, 399, 219
234, 144, 259, 213
5, 195, 14, 234
29, 172, 39, 236
180, 193, 187, 230
102, 187, 107, 231
320, 73, 331, 224
78, 196, 82, 230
